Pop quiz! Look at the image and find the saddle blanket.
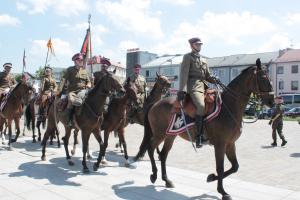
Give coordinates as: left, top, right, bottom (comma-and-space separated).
166, 94, 222, 136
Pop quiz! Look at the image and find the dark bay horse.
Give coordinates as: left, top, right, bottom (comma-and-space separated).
25, 96, 59, 145
93, 77, 138, 169
137, 59, 274, 200
41, 71, 125, 173
0, 81, 33, 149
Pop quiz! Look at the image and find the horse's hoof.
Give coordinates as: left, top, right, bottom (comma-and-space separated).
150, 174, 157, 183
57, 144, 61, 148
87, 155, 93, 160
8, 146, 13, 151
32, 139, 37, 143
49, 141, 53, 145
68, 160, 74, 166
124, 160, 130, 168
93, 163, 99, 171
115, 143, 119, 148
71, 150, 75, 156
101, 159, 107, 165
121, 150, 124, 153
222, 194, 232, 200
207, 173, 217, 182
41, 156, 46, 161
83, 168, 90, 174
38, 137, 41, 142
165, 181, 174, 188
2, 141, 7, 145
10, 139, 16, 143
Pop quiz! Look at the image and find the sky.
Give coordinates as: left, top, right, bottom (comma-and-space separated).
1, 0, 300, 74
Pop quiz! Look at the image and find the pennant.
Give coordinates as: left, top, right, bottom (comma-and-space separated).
47, 38, 55, 56
80, 28, 92, 57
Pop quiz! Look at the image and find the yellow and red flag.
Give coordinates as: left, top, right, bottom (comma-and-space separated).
47, 38, 55, 56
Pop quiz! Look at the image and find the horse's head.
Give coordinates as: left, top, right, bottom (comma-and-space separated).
124, 77, 138, 105
155, 72, 171, 94
99, 70, 125, 96
15, 81, 34, 105
252, 58, 274, 107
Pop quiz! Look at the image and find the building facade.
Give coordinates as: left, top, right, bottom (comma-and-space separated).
126, 49, 157, 78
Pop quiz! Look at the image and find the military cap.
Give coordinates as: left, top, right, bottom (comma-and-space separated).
188, 37, 203, 45
3, 63, 12, 68
134, 64, 141, 69
45, 66, 52, 72
72, 53, 84, 61
100, 57, 111, 66
275, 96, 284, 104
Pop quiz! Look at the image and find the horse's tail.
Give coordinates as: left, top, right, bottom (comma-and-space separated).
134, 107, 153, 161
25, 105, 32, 130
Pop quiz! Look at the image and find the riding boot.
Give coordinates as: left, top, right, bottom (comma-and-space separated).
67, 107, 74, 127
279, 135, 287, 147
195, 115, 205, 148
271, 129, 277, 146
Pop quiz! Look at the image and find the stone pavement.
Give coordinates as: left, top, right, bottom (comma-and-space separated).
0, 120, 299, 200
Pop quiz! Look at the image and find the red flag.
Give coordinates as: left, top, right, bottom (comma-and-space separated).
80, 28, 92, 57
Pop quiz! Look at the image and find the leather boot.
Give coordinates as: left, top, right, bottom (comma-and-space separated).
67, 107, 74, 127
195, 115, 205, 148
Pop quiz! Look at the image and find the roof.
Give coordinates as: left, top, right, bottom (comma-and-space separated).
142, 51, 279, 69
208, 51, 279, 68
275, 49, 300, 63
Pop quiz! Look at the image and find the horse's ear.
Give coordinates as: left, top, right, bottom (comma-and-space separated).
156, 71, 160, 78
256, 58, 262, 70
113, 67, 117, 74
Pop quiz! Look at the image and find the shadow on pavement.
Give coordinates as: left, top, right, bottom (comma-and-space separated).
112, 181, 220, 200
290, 153, 300, 158
260, 145, 275, 149
6, 157, 107, 186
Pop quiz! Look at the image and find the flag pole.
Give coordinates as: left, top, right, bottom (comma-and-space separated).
44, 42, 50, 69
22, 48, 26, 74
88, 14, 93, 76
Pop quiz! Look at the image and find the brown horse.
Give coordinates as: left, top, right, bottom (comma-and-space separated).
93, 77, 138, 169
0, 81, 33, 149
136, 59, 274, 200
41, 70, 125, 173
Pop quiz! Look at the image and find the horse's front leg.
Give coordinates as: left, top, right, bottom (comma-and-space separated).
62, 127, 73, 166
81, 130, 91, 173
8, 119, 13, 148
31, 116, 36, 143
117, 127, 129, 167
94, 130, 110, 171
71, 129, 79, 156
214, 145, 232, 200
37, 121, 42, 142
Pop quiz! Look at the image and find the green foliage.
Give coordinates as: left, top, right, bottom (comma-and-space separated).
15, 73, 22, 82
35, 66, 45, 80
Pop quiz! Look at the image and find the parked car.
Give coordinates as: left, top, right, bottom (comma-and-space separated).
258, 108, 273, 119
284, 107, 300, 118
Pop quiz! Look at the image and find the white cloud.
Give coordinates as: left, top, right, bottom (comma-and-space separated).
29, 38, 74, 68
118, 40, 139, 51
96, 0, 163, 38
150, 11, 277, 55
17, 0, 88, 16
163, 0, 195, 6
0, 14, 21, 26
286, 13, 300, 25
16, 2, 28, 11
257, 34, 292, 52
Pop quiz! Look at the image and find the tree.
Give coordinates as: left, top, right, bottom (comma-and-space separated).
15, 73, 22, 82
35, 66, 45, 80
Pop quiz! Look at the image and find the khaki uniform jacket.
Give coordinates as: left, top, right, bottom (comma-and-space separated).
60, 66, 90, 93
271, 104, 284, 128
0, 72, 16, 92
179, 52, 215, 93
41, 76, 57, 95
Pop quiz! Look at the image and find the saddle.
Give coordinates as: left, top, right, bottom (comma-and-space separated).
57, 97, 68, 112
172, 88, 217, 118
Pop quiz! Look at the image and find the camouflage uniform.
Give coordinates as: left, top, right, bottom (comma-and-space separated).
269, 104, 287, 146
130, 73, 146, 108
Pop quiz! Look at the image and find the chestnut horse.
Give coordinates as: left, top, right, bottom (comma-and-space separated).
136, 59, 274, 200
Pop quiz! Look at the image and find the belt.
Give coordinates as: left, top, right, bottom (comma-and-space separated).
188, 75, 204, 80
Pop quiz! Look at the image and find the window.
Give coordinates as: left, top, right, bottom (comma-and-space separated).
292, 65, 298, 73
277, 66, 284, 74
278, 81, 284, 90
294, 95, 300, 104
282, 95, 293, 104
146, 70, 150, 77
162, 67, 174, 76
291, 81, 298, 90
218, 69, 224, 78
231, 68, 239, 79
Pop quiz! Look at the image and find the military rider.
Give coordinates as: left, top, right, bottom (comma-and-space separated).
38, 66, 57, 106
177, 37, 219, 148
93, 57, 111, 85
0, 63, 16, 98
128, 64, 146, 122
58, 53, 91, 126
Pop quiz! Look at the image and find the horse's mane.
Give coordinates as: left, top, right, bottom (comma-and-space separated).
149, 81, 158, 96
227, 65, 256, 88
88, 71, 110, 96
